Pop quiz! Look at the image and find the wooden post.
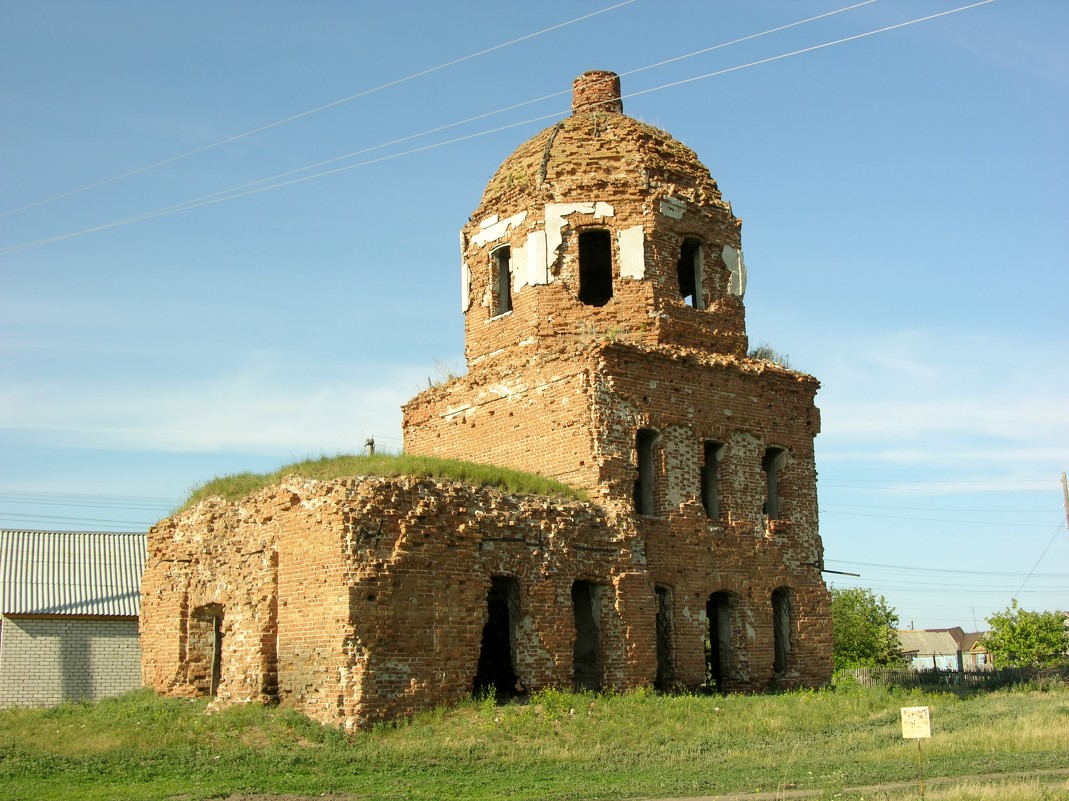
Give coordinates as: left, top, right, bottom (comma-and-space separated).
1061, 472, 1068, 538
917, 738, 925, 798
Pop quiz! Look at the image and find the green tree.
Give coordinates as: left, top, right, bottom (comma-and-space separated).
985, 600, 1069, 668
830, 587, 902, 670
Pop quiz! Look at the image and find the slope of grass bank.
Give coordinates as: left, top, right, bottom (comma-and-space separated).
179, 453, 587, 511
1, 684, 1066, 801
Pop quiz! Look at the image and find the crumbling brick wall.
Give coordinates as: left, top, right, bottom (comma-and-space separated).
143, 476, 656, 730
140, 498, 278, 706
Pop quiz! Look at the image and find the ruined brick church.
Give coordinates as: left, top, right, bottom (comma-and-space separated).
140, 72, 833, 730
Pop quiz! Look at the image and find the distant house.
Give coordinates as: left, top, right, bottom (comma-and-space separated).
0, 530, 146, 707
950, 629, 991, 669
897, 628, 990, 671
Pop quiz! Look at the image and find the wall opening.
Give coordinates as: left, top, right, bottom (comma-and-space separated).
677, 238, 704, 309
762, 446, 788, 519
188, 604, 224, 697
572, 580, 604, 691
633, 428, 659, 516
473, 575, 520, 698
705, 591, 737, 692
701, 440, 724, 518
492, 245, 512, 316
654, 585, 675, 690
578, 229, 613, 306
772, 587, 793, 674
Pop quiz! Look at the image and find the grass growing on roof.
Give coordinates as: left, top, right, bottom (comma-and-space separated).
180, 452, 587, 510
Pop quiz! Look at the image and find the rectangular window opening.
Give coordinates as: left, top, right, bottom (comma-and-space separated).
633, 428, 658, 516
578, 229, 613, 307
701, 440, 724, 518
677, 238, 704, 309
762, 446, 787, 520
492, 246, 512, 316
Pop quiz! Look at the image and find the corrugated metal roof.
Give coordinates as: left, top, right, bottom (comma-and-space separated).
0, 530, 146, 617
897, 629, 961, 656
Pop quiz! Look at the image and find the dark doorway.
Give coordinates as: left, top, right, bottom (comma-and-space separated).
705, 591, 736, 692
572, 580, 604, 691
654, 585, 674, 690
188, 604, 223, 697
772, 587, 793, 674
473, 576, 520, 698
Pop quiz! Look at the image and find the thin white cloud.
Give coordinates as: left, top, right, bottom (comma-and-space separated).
813, 329, 1069, 471
0, 353, 426, 454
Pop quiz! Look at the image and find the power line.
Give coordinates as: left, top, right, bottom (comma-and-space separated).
1013, 523, 1068, 600
0, 0, 877, 253
622, 0, 997, 102
0, 489, 179, 504
0, 0, 997, 256
824, 502, 1060, 513
0, 512, 151, 529
0, 0, 640, 220
821, 508, 1058, 528
824, 559, 1066, 579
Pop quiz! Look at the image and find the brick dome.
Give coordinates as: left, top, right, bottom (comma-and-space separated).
473, 72, 724, 220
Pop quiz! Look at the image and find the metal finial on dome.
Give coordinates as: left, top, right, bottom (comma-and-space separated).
572, 70, 622, 115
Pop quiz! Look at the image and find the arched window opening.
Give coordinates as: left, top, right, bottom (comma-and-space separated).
572, 580, 605, 691
578, 229, 613, 307
677, 238, 704, 309
762, 446, 788, 519
633, 428, 659, 516
473, 575, 520, 698
705, 591, 738, 692
772, 587, 793, 674
492, 246, 512, 316
701, 440, 724, 518
654, 585, 675, 690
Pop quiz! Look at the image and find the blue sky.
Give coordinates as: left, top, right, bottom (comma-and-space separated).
1, 0, 1066, 631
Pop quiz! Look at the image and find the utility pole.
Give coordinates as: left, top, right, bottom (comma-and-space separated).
1062, 472, 1069, 540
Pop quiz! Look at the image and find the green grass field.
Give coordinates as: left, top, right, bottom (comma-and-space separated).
1, 683, 1066, 801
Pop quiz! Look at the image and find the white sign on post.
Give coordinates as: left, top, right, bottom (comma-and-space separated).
901, 706, 931, 739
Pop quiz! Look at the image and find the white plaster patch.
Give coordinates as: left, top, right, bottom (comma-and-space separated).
461, 261, 471, 312
526, 231, 549, 286
472, 210, 528, 247
443, 404, 472, 422
486, 382, 527, 399
512, 240, 528, 290
543, 201, 616, 271
618, 225, 645, 280
722, 245, 747, 297
659, 196, 685, 219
